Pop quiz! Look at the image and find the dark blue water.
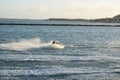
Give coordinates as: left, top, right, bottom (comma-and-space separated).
0, 24, 120, 80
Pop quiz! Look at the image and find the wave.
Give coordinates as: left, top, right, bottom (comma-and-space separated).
0, 38, 54, 51
1, 38, 120, 51
1, 54, 120, 62
0, 65, 119, 76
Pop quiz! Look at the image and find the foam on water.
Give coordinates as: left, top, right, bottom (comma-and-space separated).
108, 41, 120, 48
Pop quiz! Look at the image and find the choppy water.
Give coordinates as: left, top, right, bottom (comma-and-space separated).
0, 24, 120, 80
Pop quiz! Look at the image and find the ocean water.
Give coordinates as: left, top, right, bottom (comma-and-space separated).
0, 23, 120, 80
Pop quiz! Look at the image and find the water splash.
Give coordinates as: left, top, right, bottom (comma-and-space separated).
0, 38, 52, 51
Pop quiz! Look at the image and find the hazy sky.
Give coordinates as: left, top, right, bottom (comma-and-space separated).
0, 0, 120, 19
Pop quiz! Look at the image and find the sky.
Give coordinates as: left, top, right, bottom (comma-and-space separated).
0, 0, 120, 19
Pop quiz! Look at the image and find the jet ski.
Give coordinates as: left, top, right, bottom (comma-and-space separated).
51, 40, 64, 49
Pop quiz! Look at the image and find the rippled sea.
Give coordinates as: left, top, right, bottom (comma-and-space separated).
0, 24, 120, 80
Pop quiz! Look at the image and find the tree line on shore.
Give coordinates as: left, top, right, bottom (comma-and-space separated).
49, 14, 120, 23
90, 14, 120, 23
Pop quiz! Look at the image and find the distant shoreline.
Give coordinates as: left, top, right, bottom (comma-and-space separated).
0, 14, 120, 23
0, 14, 120, 27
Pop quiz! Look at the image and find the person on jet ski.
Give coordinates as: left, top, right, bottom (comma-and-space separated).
52, 40, 61, 44
52, 40, 56, 44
